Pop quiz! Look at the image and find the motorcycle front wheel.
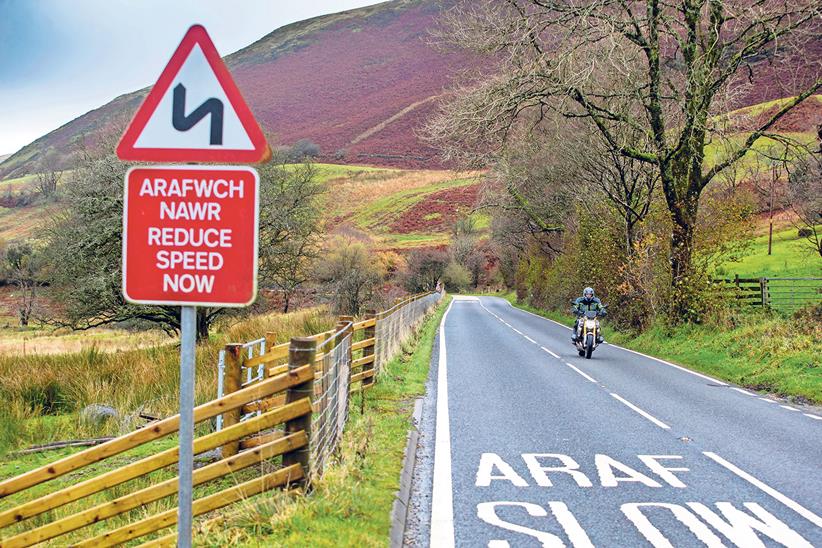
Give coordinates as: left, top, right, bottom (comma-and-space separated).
585, 334, 594, 359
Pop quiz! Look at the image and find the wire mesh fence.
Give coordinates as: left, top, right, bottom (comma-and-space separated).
216, 290, 443, 480
375, 291, 442, 372
311, 326, 352, 476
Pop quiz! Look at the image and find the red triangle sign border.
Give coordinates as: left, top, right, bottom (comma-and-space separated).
116, 24, 270, 163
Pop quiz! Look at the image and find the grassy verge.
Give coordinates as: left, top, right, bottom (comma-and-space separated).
496, 293, 822, 404
198, 296, 452, 547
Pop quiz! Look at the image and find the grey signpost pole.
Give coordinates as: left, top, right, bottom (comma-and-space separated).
178, 305, 196, 548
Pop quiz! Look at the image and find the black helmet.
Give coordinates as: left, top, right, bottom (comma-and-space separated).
583, 287, 594, 299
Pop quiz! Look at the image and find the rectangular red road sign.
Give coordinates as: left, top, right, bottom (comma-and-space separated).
122, 165, 259, 307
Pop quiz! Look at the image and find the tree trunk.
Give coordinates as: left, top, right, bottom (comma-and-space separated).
196, 308, 210, 341
768, 221, 773, 256
668, 193, 699, 318
625, 215, 637, 256
282, 292, 291, 314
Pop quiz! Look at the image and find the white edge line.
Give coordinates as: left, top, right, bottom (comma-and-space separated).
541, 346, 560, 359
430, 299, 455, 548
730, 387, 755, 396
506, 300, 729, 386
703, 451, 822, 528
564, 362, 598, 383
759, 398, 777, 403
804, 413, 822, 421
780, 405, 800, 412
610, 393, 671, 429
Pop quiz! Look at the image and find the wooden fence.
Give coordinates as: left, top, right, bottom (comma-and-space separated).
0, 291, 443, 547
712, 276, 822, 311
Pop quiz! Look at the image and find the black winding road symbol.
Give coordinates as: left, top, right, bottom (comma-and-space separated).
171, 83, 224, 145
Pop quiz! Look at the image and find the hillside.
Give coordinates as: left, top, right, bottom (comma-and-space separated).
0, 0, 476, 179
0, 164, 482, 250
3, 0, 819, 180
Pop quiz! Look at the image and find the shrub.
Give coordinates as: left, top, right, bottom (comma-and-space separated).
443, 262, 471, 292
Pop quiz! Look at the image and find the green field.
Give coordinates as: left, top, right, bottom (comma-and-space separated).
719, 226, 821, 278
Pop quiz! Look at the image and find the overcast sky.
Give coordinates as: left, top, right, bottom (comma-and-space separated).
0, 0, 384, 155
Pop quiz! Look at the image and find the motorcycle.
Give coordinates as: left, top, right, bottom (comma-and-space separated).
573, 308, 606, 359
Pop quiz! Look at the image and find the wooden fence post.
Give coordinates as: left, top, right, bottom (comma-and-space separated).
282, 337, 316, 478
760, 277, 769, 308
221, 343, 244, 458
362, 310, 377, 388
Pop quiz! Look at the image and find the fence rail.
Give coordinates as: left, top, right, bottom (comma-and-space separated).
0, 290, 443, 546
712, 276, 821, 311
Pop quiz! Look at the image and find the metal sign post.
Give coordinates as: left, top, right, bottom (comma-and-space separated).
178, 306, 196, 548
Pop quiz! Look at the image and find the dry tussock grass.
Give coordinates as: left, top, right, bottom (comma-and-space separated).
0, 307, 334, 453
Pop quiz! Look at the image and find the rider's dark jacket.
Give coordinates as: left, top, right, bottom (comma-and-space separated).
573, 296, 605, 314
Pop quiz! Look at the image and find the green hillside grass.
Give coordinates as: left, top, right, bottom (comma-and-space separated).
719, 226, 821, 278
350, 176, 475, 229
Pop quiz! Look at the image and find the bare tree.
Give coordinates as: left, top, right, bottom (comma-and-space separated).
2, 241, 45, 327
750, 144, 794, 256
257, 159, 326, 312
43, 149, 223, 339
316, 237, 383, 315
428, 0, 821, 315
35, 152, 63, 198
787, 149, 822, 258
560, 123, 657, 254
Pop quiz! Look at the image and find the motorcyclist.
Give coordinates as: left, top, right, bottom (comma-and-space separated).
572, 287, 606, 344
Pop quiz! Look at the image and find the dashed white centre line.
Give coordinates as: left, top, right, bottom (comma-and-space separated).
704, 451, 822, 528
780, 405, 800, 412
804, 414, 822, 421
541, 346, 560, 359
523, 335, 536, 344
610, 393, 671, 430
564, 362, 598, 383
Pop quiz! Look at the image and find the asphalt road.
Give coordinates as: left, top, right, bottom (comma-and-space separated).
413, 296, 822, 548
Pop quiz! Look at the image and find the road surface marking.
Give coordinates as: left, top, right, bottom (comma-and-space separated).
541, 346, 560, 359
431, 299, 455, 547
780, 405, 800, 412
730, 387, 755, 396
505, 299, 730, 386
804, 414, 822, 421
759, 398, 777, 403
703, 451, 822, 528
564, 362, 598, 383
610, 393, 671, 430
523, 335, 536, 344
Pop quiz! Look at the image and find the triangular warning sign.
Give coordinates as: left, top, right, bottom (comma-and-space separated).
117, 25, 270, 163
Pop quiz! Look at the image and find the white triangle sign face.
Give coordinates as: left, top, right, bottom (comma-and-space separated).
117, 25, 270, 163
